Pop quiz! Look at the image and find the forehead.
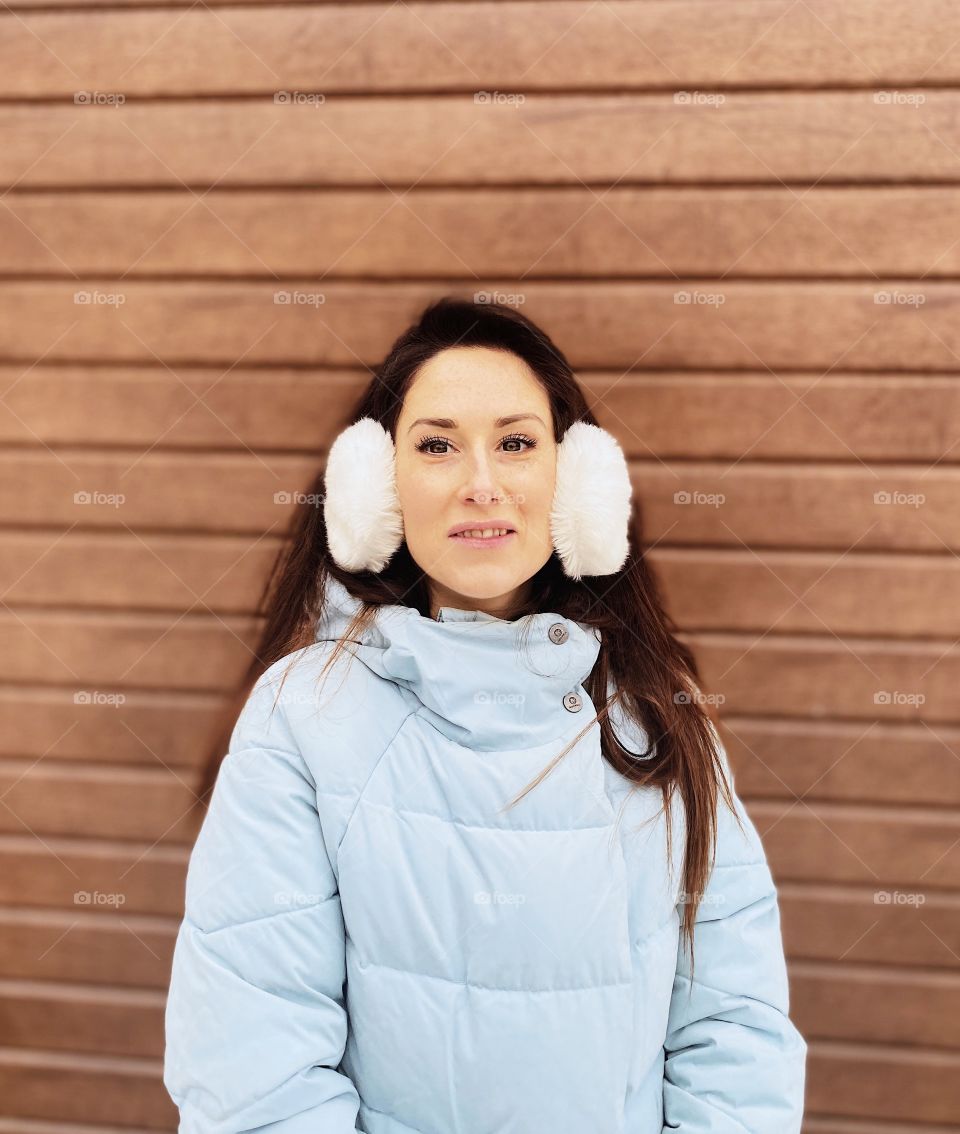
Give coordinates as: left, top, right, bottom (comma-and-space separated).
399, 347, 550, 425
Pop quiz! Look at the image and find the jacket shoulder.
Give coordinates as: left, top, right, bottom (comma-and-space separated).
233, 642, 414, 838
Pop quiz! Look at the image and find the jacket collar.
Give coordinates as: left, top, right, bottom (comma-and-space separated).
315, 576, 602, 751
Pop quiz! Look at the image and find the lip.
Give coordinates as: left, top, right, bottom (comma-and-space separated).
447, 520, 517, 538
447, 521, 517, 549
450, 531, 517, 549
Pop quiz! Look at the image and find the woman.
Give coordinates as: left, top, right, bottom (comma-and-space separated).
163, 297, 807, 1132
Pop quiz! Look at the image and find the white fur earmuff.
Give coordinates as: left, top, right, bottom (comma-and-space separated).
323, 418, 405, 574
548, 421, 632, 580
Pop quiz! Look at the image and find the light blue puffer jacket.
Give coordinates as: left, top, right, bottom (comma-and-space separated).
164, 576, 807, 1133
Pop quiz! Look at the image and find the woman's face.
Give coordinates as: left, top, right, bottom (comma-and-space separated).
394, 346, 557, 619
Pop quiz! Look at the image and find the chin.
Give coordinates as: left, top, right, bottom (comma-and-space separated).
417, 538, 550, 603
440, 576, 513, 603
438, 564, 534, 604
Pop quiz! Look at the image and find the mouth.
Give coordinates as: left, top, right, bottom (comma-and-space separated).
448, 523, 517, 548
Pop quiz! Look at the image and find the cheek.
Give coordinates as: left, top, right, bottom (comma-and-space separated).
516, 469, 556, 541
396, 467, 446, 538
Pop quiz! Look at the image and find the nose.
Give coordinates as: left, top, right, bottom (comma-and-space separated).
460, 447, 504, 507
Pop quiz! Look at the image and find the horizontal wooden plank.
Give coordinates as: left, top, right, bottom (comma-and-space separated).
0, 835, 188, 916
693, 633, 959, 722
5, 93, 960, 189
5, 1, 960, 95
780, 883, 960, 969
2, 282, 960, 372
0, 1118, 161, 1134
0, 365, 355, 450
0, 686, 221, 766
2, 0, 389, 6
0, 979, 163, 1058
0, 610, 259, 690
805, 1121, 960, 1134
807, 1041, 960, 1125
727, 716, 960, 807
599, 375, 960, 462
0, 0, 407, 6
1, 450, 957, 550
0, 1048, 171, 1128
636, 463, 959, 550
0, 908, 175, 988
0, 449, 316, 533
0, 761, 199, 843
8, 187, 960, 279
655, 548, 960, 637
753, 800, 960, 890
0, 530, 281, 613
1, 367, 957, 466
792, 961, 960, 1048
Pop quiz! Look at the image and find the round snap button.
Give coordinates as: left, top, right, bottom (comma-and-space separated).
563, 691, 583, 713
548, 622, 569, 644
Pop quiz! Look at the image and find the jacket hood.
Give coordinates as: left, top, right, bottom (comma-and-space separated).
315, 575, 603, 751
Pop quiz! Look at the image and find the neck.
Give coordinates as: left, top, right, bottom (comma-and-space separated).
428, 578, 533, 623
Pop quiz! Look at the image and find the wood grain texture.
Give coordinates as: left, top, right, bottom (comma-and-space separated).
780, 884, 960, 969
0, 1049, 173, 1128
6, 189, 960, 279
2, 1, 960, 94
7, 93, 960, 189
0, 908, 176, 987
3, 282, 960, 372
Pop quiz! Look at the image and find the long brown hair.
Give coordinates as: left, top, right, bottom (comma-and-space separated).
196, 295, 738, 970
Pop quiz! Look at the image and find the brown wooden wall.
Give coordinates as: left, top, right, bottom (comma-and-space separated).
1, 0, 958, 1129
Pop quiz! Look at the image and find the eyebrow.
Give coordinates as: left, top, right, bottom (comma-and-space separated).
407, 413, 546, 433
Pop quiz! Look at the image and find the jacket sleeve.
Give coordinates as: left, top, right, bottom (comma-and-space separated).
661, 735, 807, 1133
163, 669, 361, 1133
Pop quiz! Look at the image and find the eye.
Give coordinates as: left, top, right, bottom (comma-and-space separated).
415, 434, 451, 455
500, 432, 537, 453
